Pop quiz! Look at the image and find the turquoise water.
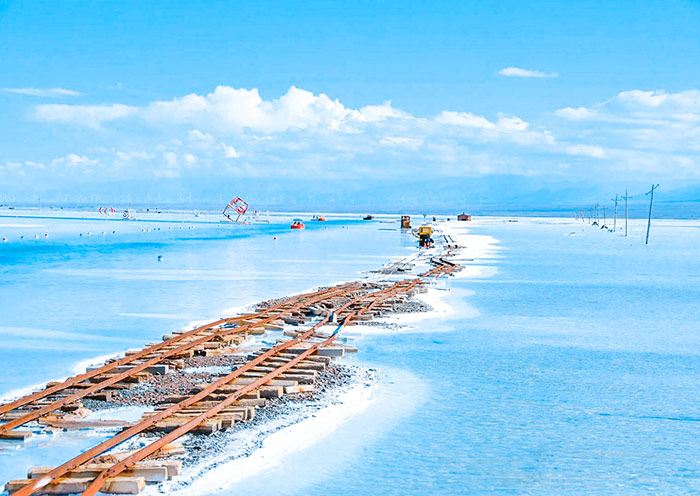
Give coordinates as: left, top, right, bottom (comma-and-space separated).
0, 215, 412, 395
3, 215, 700, 494
291, 218, 700, 495
0, 214, 411, 486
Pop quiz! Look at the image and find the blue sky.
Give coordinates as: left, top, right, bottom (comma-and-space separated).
1, 1, 700, 206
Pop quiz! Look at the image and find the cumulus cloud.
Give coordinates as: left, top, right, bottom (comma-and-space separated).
34, 103, 138, 128
496, 117, 529, 132
556, 89, 700, 123
498, 67, 558, 78
20, 85, 564, 181
220, 143, 241, 158
4, 87, 82, 97
187, 129, 216, 147
351, 101, 411, 122
185, 129, 241, 158
18, 84, 700, 187
549, 88, 700, 180
615, 89, 700, 110
436, 111, 495, 129
51, 153, 101, 167
566, 144, 606, 158
115, 151, 155, 162
142, 86, 415, 134
436, 111, 553, 146
554, 106, 597, 120
30, 86, 415, 135
436, 111, 531, 133
145, 86, 341, 133
378, 136, 423, 149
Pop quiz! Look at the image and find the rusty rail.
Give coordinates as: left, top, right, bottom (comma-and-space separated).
0, 283, 361, 435
0, 284, 353, 416
84, 325, 347, 496
10, 277, 417, 496
8, 258, 456, 496
79, 274, 432, 496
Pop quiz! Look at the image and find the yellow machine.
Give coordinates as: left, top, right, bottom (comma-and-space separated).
418, 226, 433, 247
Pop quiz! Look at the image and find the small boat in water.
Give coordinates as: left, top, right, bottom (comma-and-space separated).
291, 219, 305, 229
363, 214, 374, 220
311, 215, 326, 221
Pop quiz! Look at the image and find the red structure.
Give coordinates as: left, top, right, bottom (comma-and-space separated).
223, 197, 249, 222
457, 213, 472, 221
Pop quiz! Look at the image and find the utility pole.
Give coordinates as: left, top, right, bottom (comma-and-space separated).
622, 189, 630, 237
645, 184, 659, 245
611, 194, 619, 232
602, 207, 607, 228
593, 203, 600, 225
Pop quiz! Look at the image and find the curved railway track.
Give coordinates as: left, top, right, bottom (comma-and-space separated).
3, 253, 460, 496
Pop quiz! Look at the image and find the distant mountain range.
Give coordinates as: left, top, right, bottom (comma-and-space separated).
3, 175, 699, 218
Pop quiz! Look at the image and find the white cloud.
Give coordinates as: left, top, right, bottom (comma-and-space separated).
4, 87, 82, 97
496, 116, 529, 132
184, 153, 198, 165
555, 106, 597, 120
378, 136, 423, 149
550, 89, 700, 179
615, 89, 700, 109
163, 152, 178, 167
186, 129, 241, 158
498, 67, 558, 78
33, 86, 412, 135
220, 143, 241, 158
566, 144, 606, 158
435, 111, 531, 133
556, 89, 700, 122
19, 84, 700, 187
115, 151, 155, 162
51, 153, 101, 167
143, 85, 360, 133
34, 103, 138, 128
436, 111, 495, 129
435, 111, 553, 146
187, 129, 216, 147
1, 160, 45, 170
352, 101, 412, 122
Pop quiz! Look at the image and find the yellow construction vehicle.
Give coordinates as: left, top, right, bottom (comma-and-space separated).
418, 226, 433, 248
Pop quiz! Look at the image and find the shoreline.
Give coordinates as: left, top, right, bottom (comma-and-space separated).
144, 221, 486, 494
0, 217, 482, 408
0, 218, 469, 494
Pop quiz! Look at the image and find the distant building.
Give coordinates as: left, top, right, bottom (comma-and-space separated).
458, 213, 472, 221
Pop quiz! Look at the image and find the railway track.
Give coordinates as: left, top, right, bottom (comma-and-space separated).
0, 282, 363, 437
2, 253, 460, 495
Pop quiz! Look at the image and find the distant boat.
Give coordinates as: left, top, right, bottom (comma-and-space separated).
291, 219, 305, 230
363, 214, 374, 220
311, 215, 326, 221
